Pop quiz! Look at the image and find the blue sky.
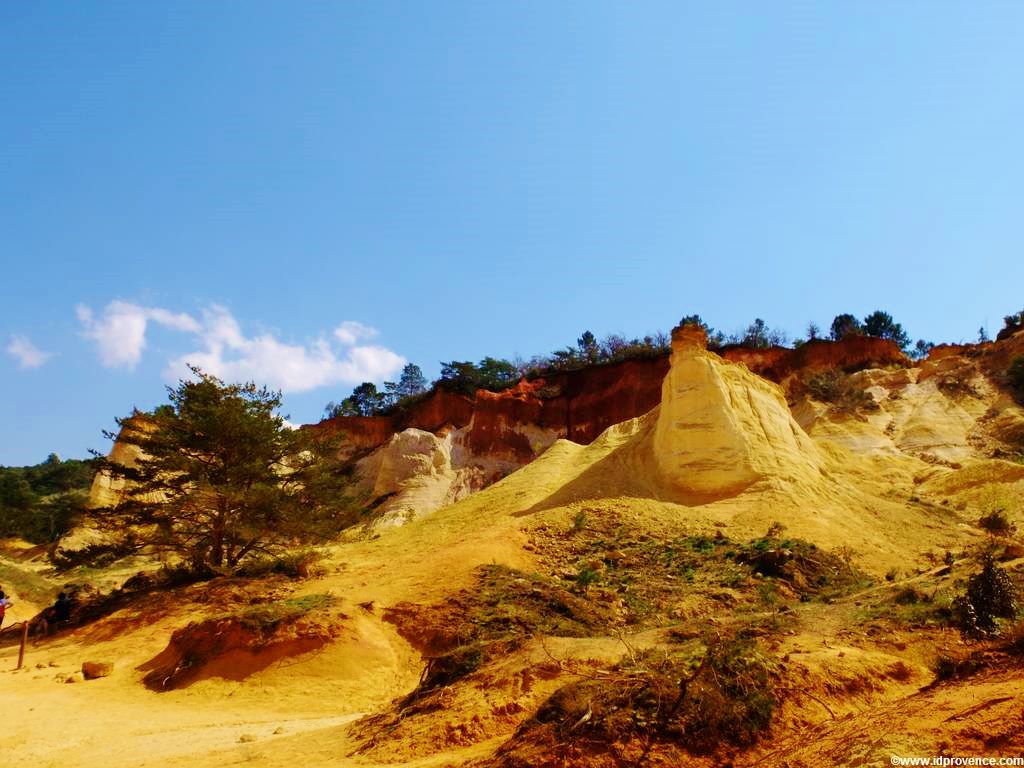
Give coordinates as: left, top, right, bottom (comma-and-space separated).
2, 2, 1023, 465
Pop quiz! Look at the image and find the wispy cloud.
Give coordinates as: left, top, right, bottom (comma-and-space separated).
333, 320, 378, 345
77, 300, 405, 393
77, 301, 200, 369
7, 334, 52, 369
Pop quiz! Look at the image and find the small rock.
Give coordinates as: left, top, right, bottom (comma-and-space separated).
65, 672, 84, 684
272, 727, 285, 735
82, 661, 114, 679
48, 661, 58, 668
238, 734, 257, 743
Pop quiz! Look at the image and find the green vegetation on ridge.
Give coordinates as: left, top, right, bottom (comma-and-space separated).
323, 306, 937, 419
0, 453, 96, 543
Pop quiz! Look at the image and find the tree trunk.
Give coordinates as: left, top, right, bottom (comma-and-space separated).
210, 499, 226, 567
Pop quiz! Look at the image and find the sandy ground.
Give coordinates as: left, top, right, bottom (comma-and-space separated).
3, 350, 1024, 767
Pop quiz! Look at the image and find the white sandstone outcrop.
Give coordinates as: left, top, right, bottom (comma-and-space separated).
356, 428, 517, 527
653, 324, 823, 496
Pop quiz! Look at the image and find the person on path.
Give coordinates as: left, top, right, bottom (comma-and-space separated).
37, 592, 73, 636
0, 590, 12, 630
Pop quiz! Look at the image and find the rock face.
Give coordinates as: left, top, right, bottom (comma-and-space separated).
304, 335, 912, 518
87, 415, 152, 509
141, 614, 340, 691
316, 337, 907, 469
721, 336, 908, 380
83, 334, 927, 526
317, 358, 669, 465
355, 428, 509, 526
794, 348, 1024, 465
653, 325, 823, 497
58, 415, 156, 565
87, 414, 166, 510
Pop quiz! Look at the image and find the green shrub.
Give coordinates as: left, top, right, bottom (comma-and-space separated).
232, 593, 335, 632
679, 636, 777, 750
894, 587, 928, 605
388, 565, 618, 701
954, 553, 1018, 636
575, 564, 602, 588
803, 370, 879, 415
936, 372, 980, 399
687, 535, 716, 554
233, 548, 327, 579
1003, 311, 1024, 336
978, 509, 1016, 537
932, 652, 984, 681
570, 509, 587, 532
419, 643, 486, 690
1009, 357, 1024, 403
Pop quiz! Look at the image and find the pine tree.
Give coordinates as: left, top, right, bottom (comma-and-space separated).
862, 310, 911, 351
396, 363, 427, 399
93, 367, 350, 569
829, 313, 862, 340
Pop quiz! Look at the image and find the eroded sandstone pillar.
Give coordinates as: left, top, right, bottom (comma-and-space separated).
653, 324, 821, 496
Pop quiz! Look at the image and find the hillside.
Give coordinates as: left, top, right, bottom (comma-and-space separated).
1, 326, 1023, 767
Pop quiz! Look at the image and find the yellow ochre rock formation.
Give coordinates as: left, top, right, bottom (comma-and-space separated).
653, 324, 823, 496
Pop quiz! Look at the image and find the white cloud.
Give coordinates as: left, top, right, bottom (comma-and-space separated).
166, 306, 405, 392
78, 300, 403, 392
333, 320, 378, 345
7, 335, 52, 369
77, 300, 200, 369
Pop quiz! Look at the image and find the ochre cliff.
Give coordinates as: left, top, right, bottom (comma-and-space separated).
316, 335, 908, 465
721, 335, 908, 380
314, 335, 914, 520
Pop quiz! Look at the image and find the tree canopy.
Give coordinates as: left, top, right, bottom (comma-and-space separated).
829, 313, 862, 340
862, 310, 911, 350
0, 454, 95, 542
95, 367, 351, 569
325, 363, 430, 418
439, 357, 519, 395
829, 310, 911, 351
387, 363, 428, 401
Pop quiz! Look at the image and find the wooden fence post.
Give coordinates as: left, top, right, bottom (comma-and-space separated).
17, 622, 29, 670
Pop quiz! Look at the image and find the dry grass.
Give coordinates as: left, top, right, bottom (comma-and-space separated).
492, 631, 778, 766
800, 369, 880, 415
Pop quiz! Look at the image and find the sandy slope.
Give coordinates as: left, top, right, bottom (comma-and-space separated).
4, 340, 1024, 766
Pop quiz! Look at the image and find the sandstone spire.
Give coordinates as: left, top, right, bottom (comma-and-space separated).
653, 323, 822, 496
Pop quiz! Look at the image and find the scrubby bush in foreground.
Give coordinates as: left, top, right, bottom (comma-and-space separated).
505, 632, 777, 761
954, 552, 1018, 637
